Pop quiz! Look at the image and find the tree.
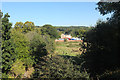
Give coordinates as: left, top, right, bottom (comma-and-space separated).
34, 28, 41, 35
64, 28, 72, 34
25, 31, 55, 64
83, 1, 120, 78
14, 22, 24, 32
0, 10, 2, 78
8, 29, 34, 77
1, 13, 12, 74
23, 21, 35, 33
71, 29, 87, 38
41, 24, 59, 39
10, 29, 34, 66
96, 2, 120, 24
14, 22, 23, 29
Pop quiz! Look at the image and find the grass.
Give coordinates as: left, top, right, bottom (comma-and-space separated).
54, 41, 83, 57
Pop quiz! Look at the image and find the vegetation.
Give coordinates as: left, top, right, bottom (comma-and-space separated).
81, 1, 120, 79
1, 12, 57, 78
32, 55, 89, 79
56, 26, 92, 38
41, 24, 60, 39
55, 42, 82, 56
1, 1, 120, 79
1, 12, 12, 75
0, 10, 2, 78
1, 11, 89, 78
14, 21, 35, 33
26, 31, 55, 63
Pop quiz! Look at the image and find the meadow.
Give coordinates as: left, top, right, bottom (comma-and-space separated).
54, 41, 83, 57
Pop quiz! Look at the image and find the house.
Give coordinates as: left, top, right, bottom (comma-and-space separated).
61, 34, 72, 39
55, 34, 82, 42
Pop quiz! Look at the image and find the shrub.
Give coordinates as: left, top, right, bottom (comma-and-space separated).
10, 59, 26, 78
26, 31, 55, 63
10, 29, 34, 67
32, 55, 90, 79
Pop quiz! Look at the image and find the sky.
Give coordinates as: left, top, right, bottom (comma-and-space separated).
1, 2, 112, 27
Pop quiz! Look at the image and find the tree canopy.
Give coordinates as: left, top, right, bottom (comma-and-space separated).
96, 2, 120, 23
82, 1, 120, 78
41, 24, 59, 39
1, 12, 12, 74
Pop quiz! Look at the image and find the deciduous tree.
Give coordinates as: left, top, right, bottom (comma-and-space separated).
41, 24, 59, 39
83, 1, 120, 78
23, 21, 35, 33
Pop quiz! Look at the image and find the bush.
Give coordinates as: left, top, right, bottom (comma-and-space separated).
10, 59, 26, 78
1, 29, 35, 78
26, 31, 55, 63
32, 55, 90, 79
10, 29, 34, 67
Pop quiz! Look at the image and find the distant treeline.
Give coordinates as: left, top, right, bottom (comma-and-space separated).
56, 26, 93, 31
35, 25, 93, 38
55, 26, 93, 38
36, 26, 88, 27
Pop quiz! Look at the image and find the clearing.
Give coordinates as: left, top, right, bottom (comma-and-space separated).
54, 41, 83, 57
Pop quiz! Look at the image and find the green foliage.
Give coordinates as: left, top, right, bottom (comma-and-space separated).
55, 42, 81, 56
96, 2, 120, 15
14, 22, 24, 32
14, 21, 35, 33
43, 35, 55, 54
30, 34, 47, 59
26, 31, 55, 63
32, 56, 89, 79
10, 29, 34, 67
10, 59, 26, 77
83, 20, 120, 77
57, 26, 92, 38
34, 28, 41, 35
1, 13, 12, 40
25, 31, 39, 42
96, 2, 120, 23
23, 21, 35, 33
1, 11, 92, 79
71, 29, 87, 38
83, 3, 120, 77
2, 73, 9, 78
79, 2, 120, 78
41, 24, 59, 39
2, 29, 34, 78
0, 10, 2, 78
14, 22, 23, 29
1, 12, 12, 74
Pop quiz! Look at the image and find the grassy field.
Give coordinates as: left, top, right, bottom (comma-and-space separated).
54, 41, 83, 57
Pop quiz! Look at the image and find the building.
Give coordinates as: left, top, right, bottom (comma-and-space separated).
61, 34, 72, 39
55, 34, 82, 42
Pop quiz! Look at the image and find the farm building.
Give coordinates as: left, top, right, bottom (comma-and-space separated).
61, 34, 72, 39
55, 34, 82, 42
